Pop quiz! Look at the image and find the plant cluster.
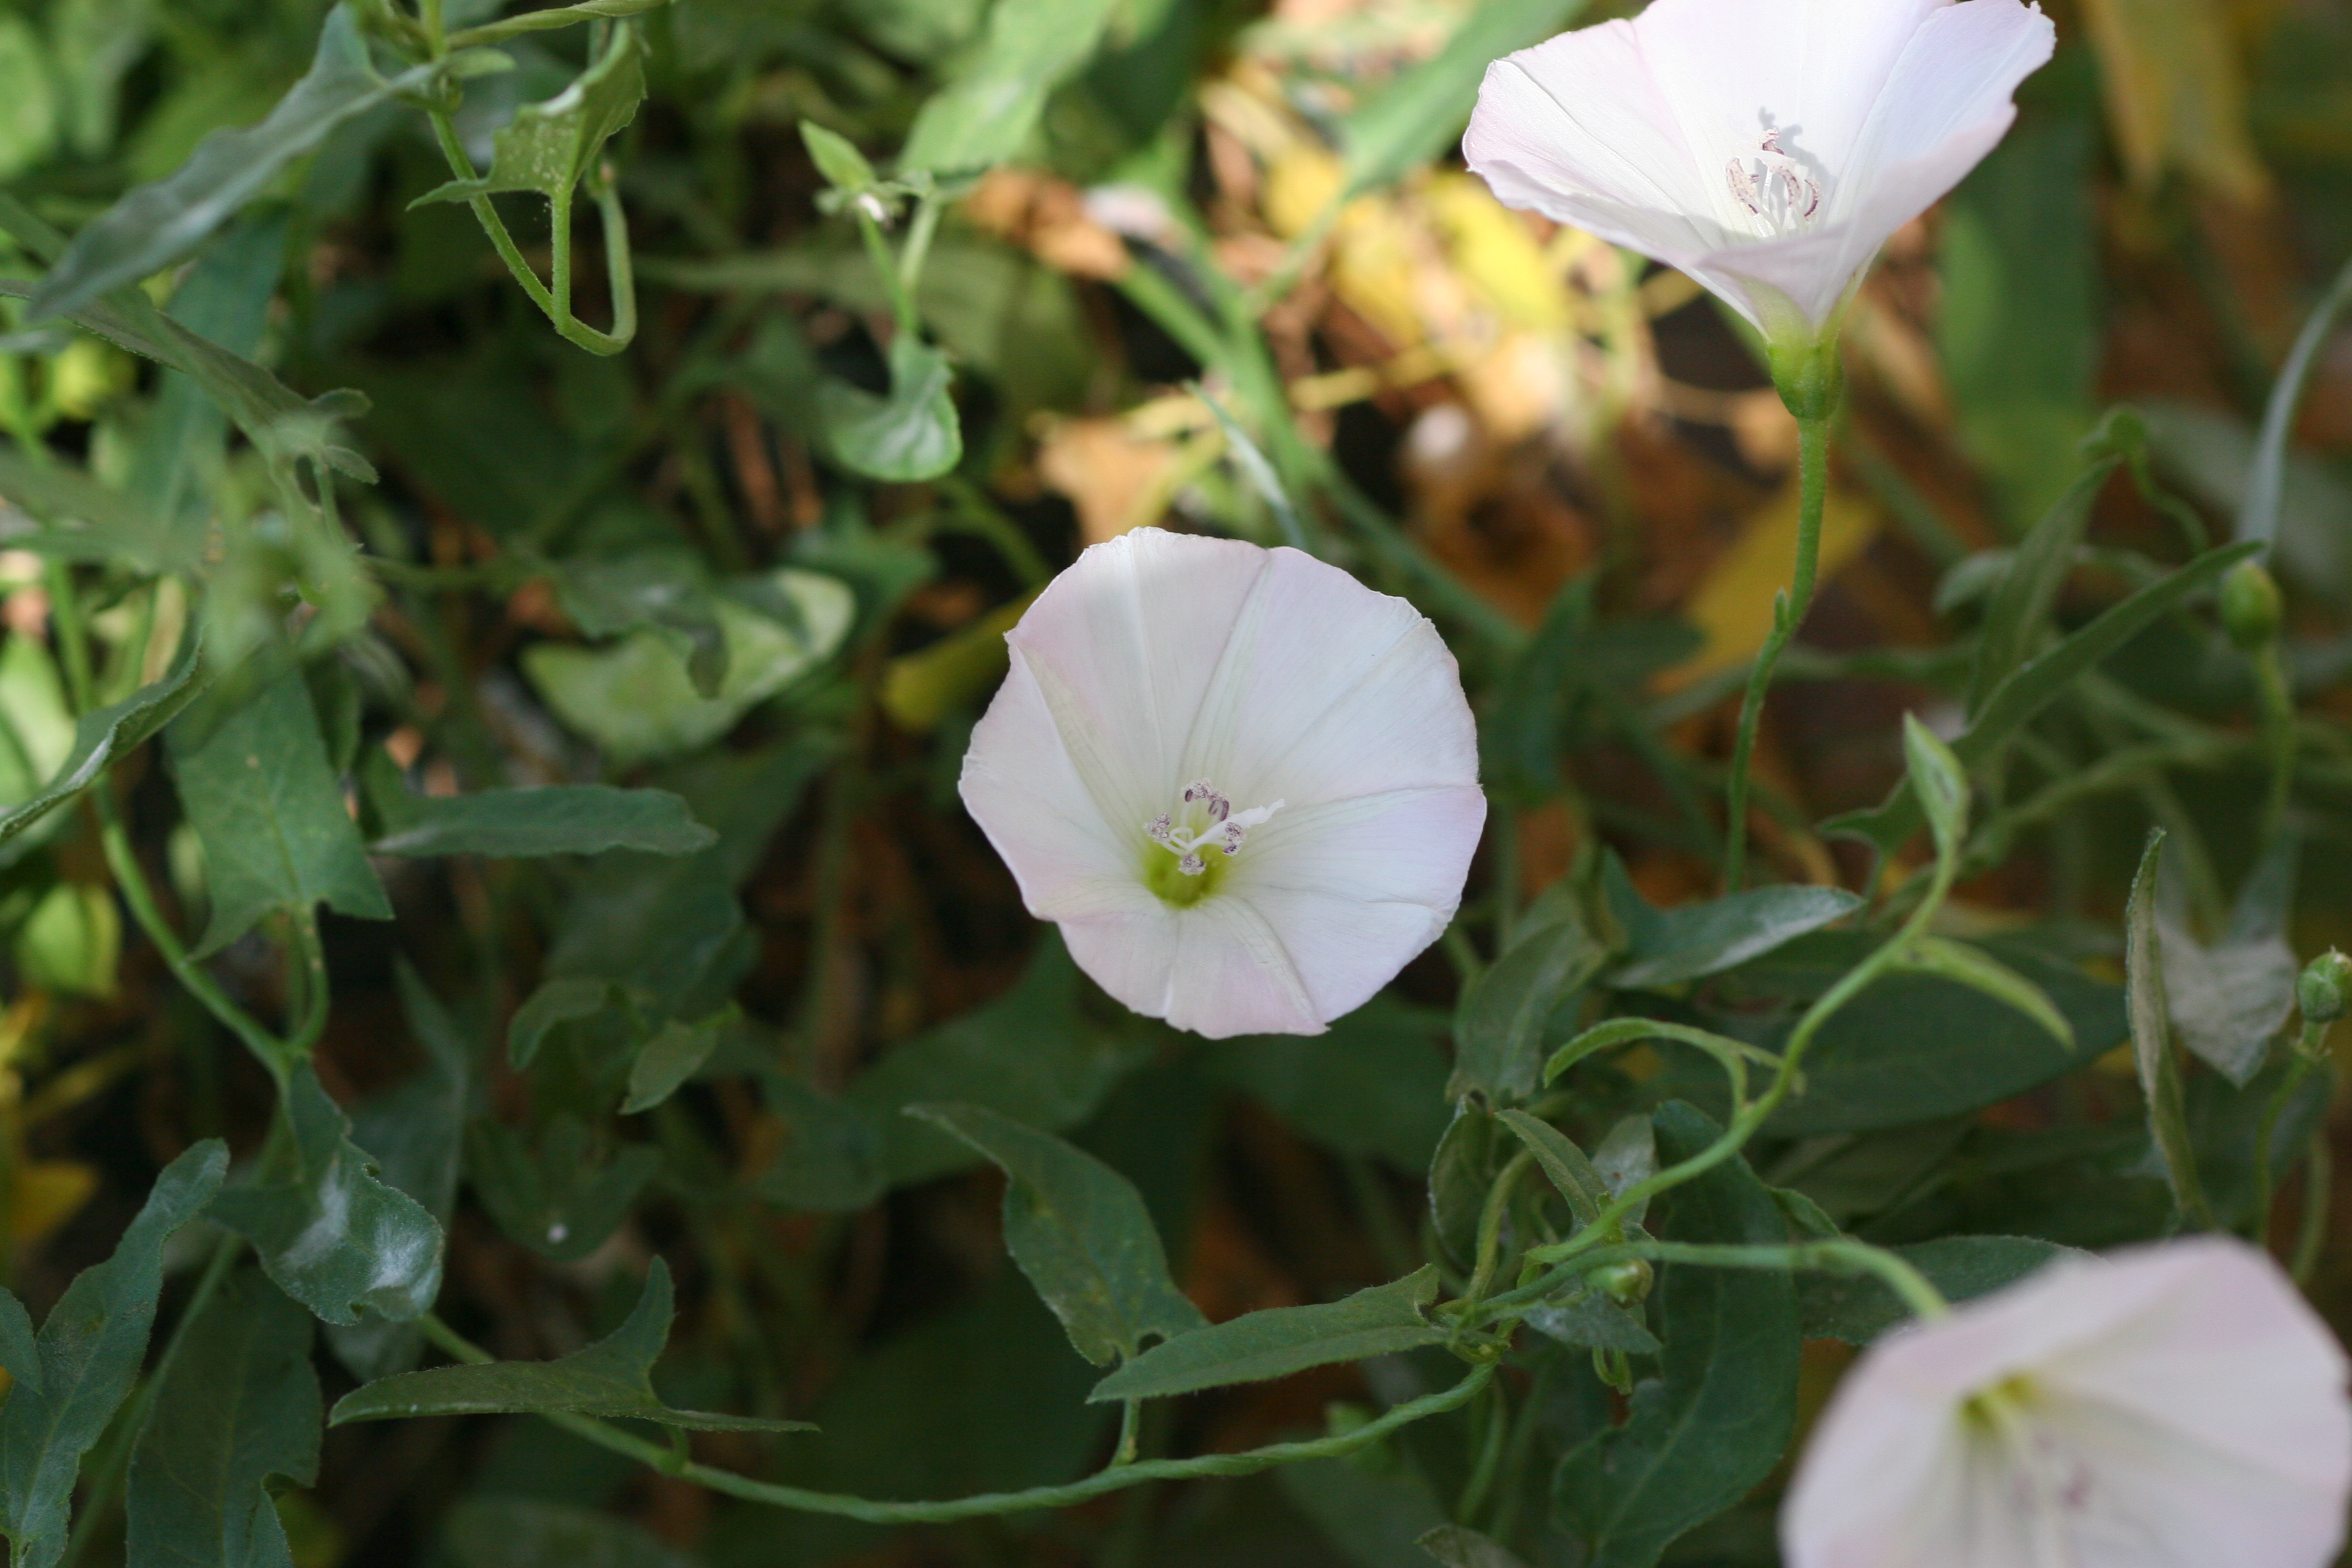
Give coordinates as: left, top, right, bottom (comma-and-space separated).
0, 0, 2349, 1564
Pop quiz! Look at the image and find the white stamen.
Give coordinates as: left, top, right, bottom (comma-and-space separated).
1729, 130, 1824, 236
1146, 780, 1285, 874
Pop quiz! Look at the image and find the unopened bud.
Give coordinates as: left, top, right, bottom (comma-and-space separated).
2299, 950, 2352, 1026
2220, 559, 2283, 652
1589, 1259, 1654, 1307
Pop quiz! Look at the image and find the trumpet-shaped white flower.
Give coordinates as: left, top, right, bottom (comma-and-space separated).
959, 528, 1485, 1038
1783, 1236, 2352, 1568
1463, 0, 2056, 344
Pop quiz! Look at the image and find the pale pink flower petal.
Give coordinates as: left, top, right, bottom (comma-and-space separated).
961, 528, 1485, 1038
1783, 1236, 2352, 1568
1463, 0, 2057, 340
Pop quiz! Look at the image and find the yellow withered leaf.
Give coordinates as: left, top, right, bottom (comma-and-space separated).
1424, 173, 1568, 333
2077, 0, 2267, 202
12, 1159, 97, 1246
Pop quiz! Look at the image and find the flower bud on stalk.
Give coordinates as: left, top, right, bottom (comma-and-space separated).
2221, 558, 2286, 652
1589, 1259, 1653, 1308
2300, 949, 2352, 1028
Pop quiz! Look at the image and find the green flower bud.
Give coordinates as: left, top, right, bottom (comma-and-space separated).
2300, 950, 2352, 1026
2219, 559, 2284, 652
1589, 1259, 1654, 1307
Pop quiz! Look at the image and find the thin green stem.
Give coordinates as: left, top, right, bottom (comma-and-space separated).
414, 1313, 1490, 1520
854, 208, 919, 340
2257, 1021, 2334, 1249
897, 194, 943, 305
1473, 1237, 1949, 1330
1112, 1400, 1142, 1467
1536, 850, 1955, 1272
1722, 415, 1830, 891
2253, 643, 2298, 841
95, 793, 285, 1085
425, 109, 634, 355
444, 0, 675, 49
285, 912, 331, 1059
1455, 1381, 1510, 1523
2292, 1134, 2332, 1286
1465, 1149, 1536, 1307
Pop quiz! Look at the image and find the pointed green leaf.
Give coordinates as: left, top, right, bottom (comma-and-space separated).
0, 631, 203, 862
620, 1008, 732, 1114
0, 1141, 228, 1568
1087, 1268, 1442, 1403
1964, 460, 2114, 712
505, 977, 625, 1071
1824, 540, 2263, 856
414, 23, 643, 205
367, 776, 716, 859
1428, 1099, 1503, 1267
0, 283, 375, 490
818, 336, 961, 483
26, 6, 438, 320
1900, 713, 1969, 864
167, 671, 391, 957
897, 0, 1122, 174
798, 121, 875, 194
1495, 1110, 1609, 1228
2125, 831, 2214, 1226
846, 932, 1153, 1185
467, 1116, 660, 1263
210, 1064, 444, 1326
1894, 936, 2074, 1052
0, 1295, 36, 1395
329, 1259, 811, 1433
1555, 1102, 1798, 1568
908, 1103, 1206, 1367
1451, 908, 1605, 1104
1602, 854, 1860, 989
124, 1269, 320, 1568
1338, 0, 1589, 193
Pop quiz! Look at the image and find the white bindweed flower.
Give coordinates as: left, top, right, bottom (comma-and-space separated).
1783, 1236, 2352, 1568
1463, 0, 2055, 348
959, 528, 1485, 1038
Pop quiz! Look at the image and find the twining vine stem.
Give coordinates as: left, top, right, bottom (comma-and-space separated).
1722, 413, 1830, 891
412, 1312, 1494, 1523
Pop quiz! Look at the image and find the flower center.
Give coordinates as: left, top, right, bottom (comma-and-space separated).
1141, 779, 1284, 908
1724, 130, 1823, 237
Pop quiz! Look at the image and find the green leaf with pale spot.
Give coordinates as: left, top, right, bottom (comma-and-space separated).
897, 0, 1122, 174
415, 23, 644, 205
908, 1103, 1206, 1368
818, 336, 962, 483
329, 1259, 812, 1434
209, 1064, 445, 1328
